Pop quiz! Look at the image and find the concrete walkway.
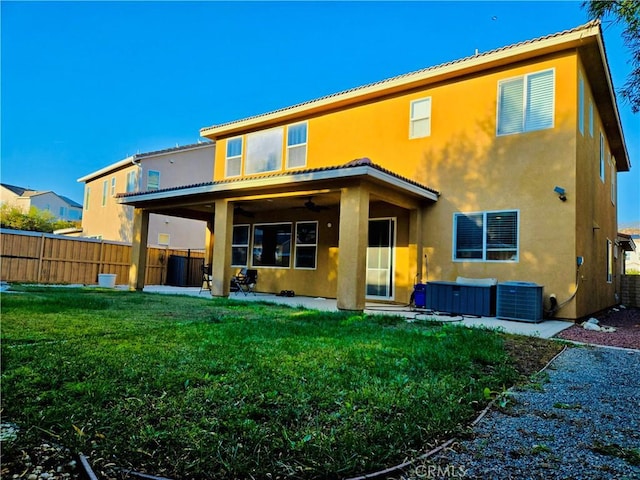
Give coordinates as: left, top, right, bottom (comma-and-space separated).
139, 285, 573, 339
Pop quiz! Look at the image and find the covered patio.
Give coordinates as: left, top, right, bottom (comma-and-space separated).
118, 159, 439, 311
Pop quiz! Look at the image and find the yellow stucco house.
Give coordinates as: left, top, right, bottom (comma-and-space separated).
120, 21, 631, 320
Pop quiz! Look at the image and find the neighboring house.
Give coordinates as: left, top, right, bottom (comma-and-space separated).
120, 21, 631, 320
0, 183, 83, 221
77, 142, 214, 248
620, 233, 639, 274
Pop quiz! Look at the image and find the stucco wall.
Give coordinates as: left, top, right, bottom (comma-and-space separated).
210, 49, 621, 318
81, 145, 213, 247
574, 58, 620, 317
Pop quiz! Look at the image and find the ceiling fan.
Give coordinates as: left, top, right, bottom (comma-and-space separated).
234, 206, 254, 218
295, 197, 330, 212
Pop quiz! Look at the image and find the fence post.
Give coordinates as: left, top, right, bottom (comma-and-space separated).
37, 233, 46, 283
98, 240, 105, 275
163, 246, 169, 285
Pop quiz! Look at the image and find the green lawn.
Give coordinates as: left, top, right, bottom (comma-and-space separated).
1, 286, 523, 479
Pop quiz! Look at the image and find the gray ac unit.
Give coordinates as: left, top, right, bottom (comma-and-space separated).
497, 282, 544, 323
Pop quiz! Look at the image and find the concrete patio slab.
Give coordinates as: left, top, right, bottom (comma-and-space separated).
139, 286, 573, 339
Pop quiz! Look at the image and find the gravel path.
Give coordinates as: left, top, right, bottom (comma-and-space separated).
418, 346, 640, 480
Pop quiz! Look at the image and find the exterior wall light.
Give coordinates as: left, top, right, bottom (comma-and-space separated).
554, 186, 567, 201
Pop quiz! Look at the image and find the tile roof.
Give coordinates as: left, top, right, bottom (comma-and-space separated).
201, 21, 600, 133
59, 196, 83, 208
77, 141, 215, 184
117, 158, 439, 199
132, 140, 214, 159
1, 183, 30, 196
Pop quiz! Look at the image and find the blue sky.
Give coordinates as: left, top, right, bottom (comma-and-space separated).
1, 1, 638, 224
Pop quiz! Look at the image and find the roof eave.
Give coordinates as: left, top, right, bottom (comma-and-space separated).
118, 165, 439, 206
77, 142, 215, 184
591, 33, 631, 172
77, 156, 137, 184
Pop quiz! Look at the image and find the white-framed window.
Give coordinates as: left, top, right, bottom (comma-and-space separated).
409, 97, 431, 138
497, 69, 554, 136
246, 127, 283, 175
231, 224, 250, 267
126, 170, 137, 193
599, 132, 605, 182
225, 137, 243, 178
157, 233, 170, 246
102, 180, 108, 207
610, 157, 616, 205
606, 238, 613, 283
84, 187, 90, 210
294, 221, 318, 269
147, 170, 160, 191
110, 177, 116, 196
453, 210, 519, 262
287, 122, 308, 169
578, 73, 584, 135
252, 223, 292, 268
589, 99, 594, 137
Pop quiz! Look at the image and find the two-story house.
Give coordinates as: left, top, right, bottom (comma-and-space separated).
119, 21, 630, 320
0, 183, 83, 222
78, 142, 215, 248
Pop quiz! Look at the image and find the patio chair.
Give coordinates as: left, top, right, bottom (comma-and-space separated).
232, 268, 258, 296
199, 264, 212, 293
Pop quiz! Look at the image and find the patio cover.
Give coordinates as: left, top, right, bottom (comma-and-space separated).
118, 159, 439, 311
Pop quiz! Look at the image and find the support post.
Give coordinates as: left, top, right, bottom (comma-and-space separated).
205, 217, 214, 266
337, 184, 369, 311
211, 200, 233, 297
128, 208, 149, 291
409, 206, 425, 285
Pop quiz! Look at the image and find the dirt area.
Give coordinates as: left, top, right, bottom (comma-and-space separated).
555, 306, 640, 350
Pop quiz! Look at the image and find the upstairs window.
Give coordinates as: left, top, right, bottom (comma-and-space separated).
226, 137, 243, 177
147, 170, 160, 191
246, 128, 283, 175
287, 122, 308, 169
599, 132, 605, 182
589, 99, 594, 137
126, 170, 137, 193
102, 180, 108, 207
454, 210, 519, 262
410, 97, 431, 138
611, 158, 616, 205
578, 73, 584, 135
84, 187, 90, 210
110, 177, 116, 196
497, 69, 554, 135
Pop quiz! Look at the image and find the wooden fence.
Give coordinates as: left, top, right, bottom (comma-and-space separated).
0, 229, 205, 286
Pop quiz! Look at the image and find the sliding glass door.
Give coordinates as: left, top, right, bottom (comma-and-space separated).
366, 218, 395, 299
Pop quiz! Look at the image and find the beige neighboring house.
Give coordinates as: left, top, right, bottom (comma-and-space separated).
77, 142, 214, 248
619, 230, 639, 274
0, 183, 83, 221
